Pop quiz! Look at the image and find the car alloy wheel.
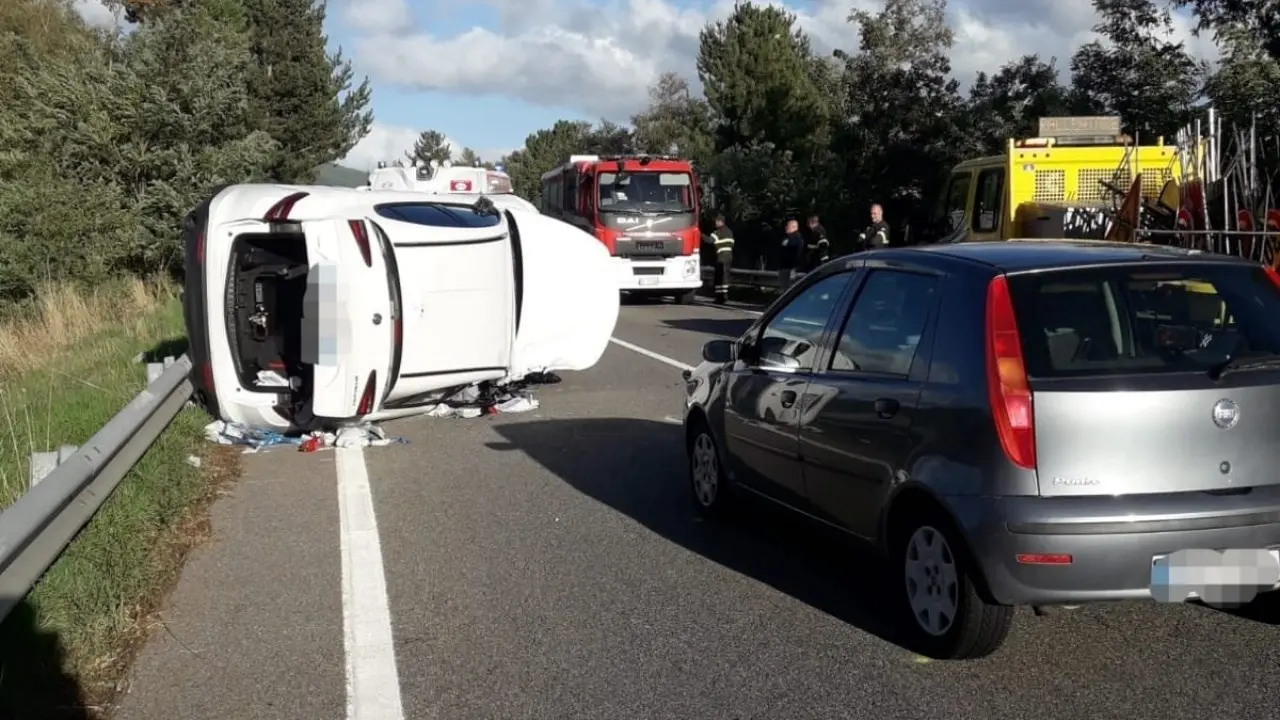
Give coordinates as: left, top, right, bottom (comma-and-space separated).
904, 525, 959, 637
691, 432, 719, 508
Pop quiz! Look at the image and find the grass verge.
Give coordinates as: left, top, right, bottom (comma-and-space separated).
0, 280, 234, 719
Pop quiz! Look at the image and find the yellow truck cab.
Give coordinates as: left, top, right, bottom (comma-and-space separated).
922, 116, 1188, 244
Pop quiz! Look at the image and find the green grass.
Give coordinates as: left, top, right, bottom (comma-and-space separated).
0, 290, 226, 719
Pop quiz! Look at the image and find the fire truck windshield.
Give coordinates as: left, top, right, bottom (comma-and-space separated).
597, 171, 693, 214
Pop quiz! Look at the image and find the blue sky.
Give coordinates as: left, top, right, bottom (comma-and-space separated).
323, 1, 592, 163
73, 0, 1219, 170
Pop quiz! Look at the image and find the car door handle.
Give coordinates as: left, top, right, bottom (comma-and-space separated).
874, 398, 899, 419
780, 390, 797, 408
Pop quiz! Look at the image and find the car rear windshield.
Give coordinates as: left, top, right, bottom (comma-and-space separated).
1006, 262, 1280, 378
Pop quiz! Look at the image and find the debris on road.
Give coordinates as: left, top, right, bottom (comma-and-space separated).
203, 420, 404, 453
418, 381, 542, 419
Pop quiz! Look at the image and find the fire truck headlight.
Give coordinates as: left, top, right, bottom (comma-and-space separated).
683, 258, 698, 277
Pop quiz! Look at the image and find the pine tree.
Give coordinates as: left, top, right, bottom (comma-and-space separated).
406, 130, 453, 165
241, 0, 372, 182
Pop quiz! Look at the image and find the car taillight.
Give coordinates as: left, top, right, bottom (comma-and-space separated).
985, 275, 1035, 469
264, 192, 309, 221
357, 371, 377, 415
196, 230, 205, 264
349, 219, 373, 266
1264, 265, 1280, 290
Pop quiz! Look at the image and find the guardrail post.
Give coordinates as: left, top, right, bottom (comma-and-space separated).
146, 355, 177, 384
28, 445, 80, 488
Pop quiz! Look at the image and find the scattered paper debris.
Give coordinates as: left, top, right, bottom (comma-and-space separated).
255, 369, 290, 388
496, 396, 538, 413
419, 381, 542, 419
203, 420, 404, 453
186, 455, 202, 468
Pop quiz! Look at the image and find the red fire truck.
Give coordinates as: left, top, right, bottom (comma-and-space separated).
539, 154, 701, 302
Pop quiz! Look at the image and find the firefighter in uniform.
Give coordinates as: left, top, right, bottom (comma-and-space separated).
858, 203, 890, 251
707, 214, 735, 304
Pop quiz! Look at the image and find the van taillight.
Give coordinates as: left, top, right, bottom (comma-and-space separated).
349, 220, 373, 266
357, 372, 377, 415
985, 275, 1035, 469
196, 231, 205, 264
264, 192, 309, 221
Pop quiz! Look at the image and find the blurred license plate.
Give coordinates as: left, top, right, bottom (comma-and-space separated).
1150, 548, 1280, 604
639, 276, 658, 286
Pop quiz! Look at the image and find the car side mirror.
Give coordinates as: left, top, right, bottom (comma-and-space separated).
760, 352, 800, 371
702, 339, 736, 363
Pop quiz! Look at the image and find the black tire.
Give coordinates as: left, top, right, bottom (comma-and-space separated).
687, 417, 732, 518
892, 506, 1014, 659
674, 290, 696, 305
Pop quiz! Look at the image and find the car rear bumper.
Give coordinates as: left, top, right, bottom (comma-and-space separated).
949, 488, 1280, 606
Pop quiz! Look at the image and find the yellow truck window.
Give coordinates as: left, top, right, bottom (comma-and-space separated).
942, 172, 970, 232
972, 168, 1004, 233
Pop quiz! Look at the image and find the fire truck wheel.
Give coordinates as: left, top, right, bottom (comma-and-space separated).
673, 291, 695, 305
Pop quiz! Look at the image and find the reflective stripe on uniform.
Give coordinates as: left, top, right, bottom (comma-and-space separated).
712, 231, 735, 254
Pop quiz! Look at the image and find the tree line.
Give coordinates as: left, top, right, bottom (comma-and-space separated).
0, 0, 371, 307
417, 0, 1277, 267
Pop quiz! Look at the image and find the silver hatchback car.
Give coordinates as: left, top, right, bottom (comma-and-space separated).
682, 240, 1280, 659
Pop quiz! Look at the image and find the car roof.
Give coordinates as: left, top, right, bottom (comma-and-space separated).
891, 239, 1253, 273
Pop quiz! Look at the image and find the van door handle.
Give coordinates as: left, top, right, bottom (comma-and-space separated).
780, 390, 797, 408
874, 398, 899, 419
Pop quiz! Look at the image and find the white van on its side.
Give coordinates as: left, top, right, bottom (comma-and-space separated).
181, 184, 618, 431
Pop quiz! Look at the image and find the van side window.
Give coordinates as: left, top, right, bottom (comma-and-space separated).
941, 172, 971, 232
972, 168, 1004, 233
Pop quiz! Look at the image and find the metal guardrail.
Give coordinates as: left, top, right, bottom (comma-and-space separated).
0, 355, 194, 623
699, 266, 781, 289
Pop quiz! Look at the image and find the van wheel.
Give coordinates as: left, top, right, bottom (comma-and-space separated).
894, 509, 1014, 659
687, 419, 732, 518
673, 291, 695, 305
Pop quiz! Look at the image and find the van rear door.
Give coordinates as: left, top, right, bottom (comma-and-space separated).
301, 218, 395, 420
1005, 261, 1280, 497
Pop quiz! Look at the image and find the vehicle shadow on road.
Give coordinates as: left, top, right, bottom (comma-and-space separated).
661, 318, 755, 338
1206, 592, 1280, 625
489, 417, 915, 651
0, 598, 88, 719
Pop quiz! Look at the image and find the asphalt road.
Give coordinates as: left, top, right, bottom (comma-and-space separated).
117, 297, 1280, 720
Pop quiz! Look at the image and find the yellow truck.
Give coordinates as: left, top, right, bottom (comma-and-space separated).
916, 116, 1195, 244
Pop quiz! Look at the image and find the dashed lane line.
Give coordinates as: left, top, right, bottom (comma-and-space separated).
608, 337, 694, 372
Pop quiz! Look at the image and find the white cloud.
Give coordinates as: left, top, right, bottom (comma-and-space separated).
343, 0, 412, 35
346, 0, 1221, 123
341, 124, 462, 169
72, 0, 120, 28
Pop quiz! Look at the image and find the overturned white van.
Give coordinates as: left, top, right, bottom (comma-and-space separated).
181, 184, 618, 431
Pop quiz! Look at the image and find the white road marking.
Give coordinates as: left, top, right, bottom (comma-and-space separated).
336, 445, 406, 720
692, 297, 763, 317
609, 337, 694, 372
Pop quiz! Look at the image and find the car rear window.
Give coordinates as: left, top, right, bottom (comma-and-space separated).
1006, 263, 1280, 378
374, 202, 502, 228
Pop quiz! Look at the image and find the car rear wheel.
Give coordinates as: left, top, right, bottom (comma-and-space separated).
688, 421, 732, 518
895, 510, 1013, 659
